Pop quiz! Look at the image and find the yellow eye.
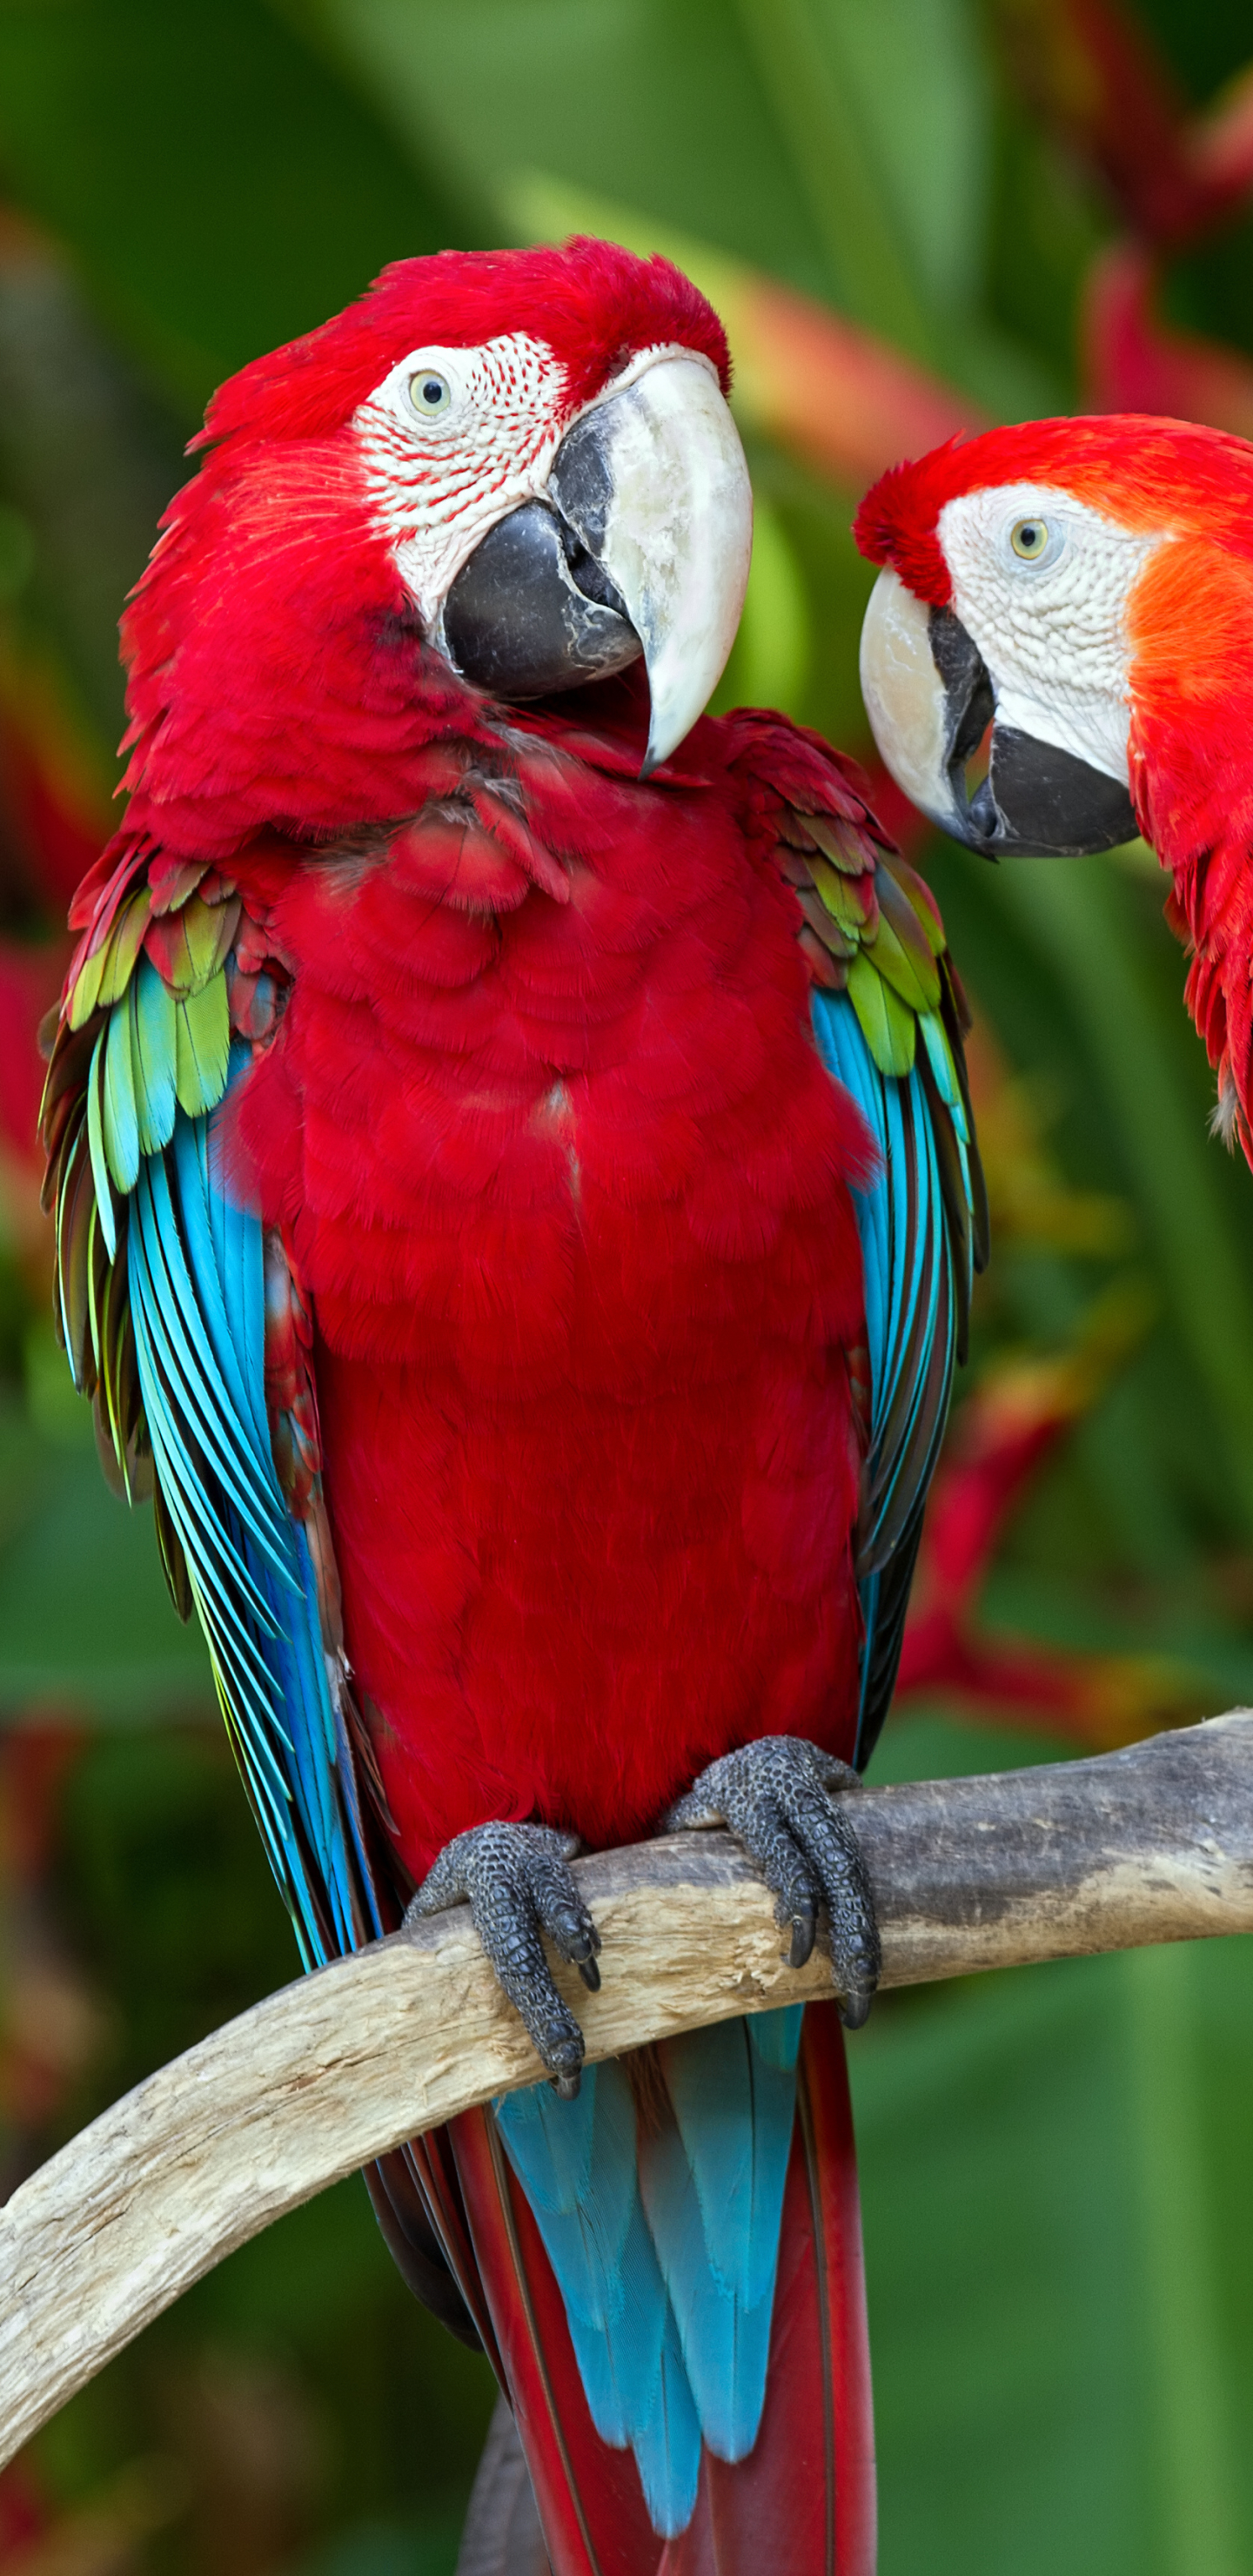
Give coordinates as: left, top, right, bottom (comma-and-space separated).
1010, 517, 1049, 560
408, 371, 451, 418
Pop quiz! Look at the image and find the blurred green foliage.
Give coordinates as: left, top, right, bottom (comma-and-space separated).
0, 3, 1252, 2572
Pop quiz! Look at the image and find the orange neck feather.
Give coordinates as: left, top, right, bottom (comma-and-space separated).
1128, 537, 1253, 1158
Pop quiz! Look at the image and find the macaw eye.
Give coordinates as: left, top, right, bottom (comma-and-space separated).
407, 371, 452, 419
1002, 512, 1066, 574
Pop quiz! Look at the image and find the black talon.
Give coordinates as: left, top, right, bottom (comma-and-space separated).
788, 1900, 816, 1972
405, 1820, 600, 2090
663, 1734, 881, 2028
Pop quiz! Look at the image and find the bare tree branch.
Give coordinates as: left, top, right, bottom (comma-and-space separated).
3, 1714, 1252, 2466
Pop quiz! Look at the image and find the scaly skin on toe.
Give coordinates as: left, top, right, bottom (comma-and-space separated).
663, 1736, 881, 2029
406, 1821, 602, 2097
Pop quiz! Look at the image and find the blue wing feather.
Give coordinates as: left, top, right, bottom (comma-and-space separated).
811, 983, 975, 1766
126, 1077, 379, 1967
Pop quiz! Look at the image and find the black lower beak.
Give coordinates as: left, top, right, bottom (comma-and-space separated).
439, 496, 640, 701
438, 403, 642, 701
968, 721, 1139, 857
929, 606, 1137, 859
434, 362, 752, 764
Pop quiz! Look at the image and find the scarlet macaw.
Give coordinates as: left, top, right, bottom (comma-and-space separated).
853, 415, 1253, 1152
42, 243, 984, 2575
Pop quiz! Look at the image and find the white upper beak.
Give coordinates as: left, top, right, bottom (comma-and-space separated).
439, 349, 753, 772
589, 356, 754, 773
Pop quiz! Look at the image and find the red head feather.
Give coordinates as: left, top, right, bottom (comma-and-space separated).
117, 242, 730, 857
854, 413, 1253, 604
193, 239, 730, 455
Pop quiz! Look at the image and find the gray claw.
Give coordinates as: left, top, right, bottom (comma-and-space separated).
405, 1821, 601, 2093
664, 1735, 880, 2029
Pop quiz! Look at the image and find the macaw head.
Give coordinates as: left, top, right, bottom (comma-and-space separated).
854, 414, 1253, 874
854, 413, 1253, 1149
121, 239, 752, 835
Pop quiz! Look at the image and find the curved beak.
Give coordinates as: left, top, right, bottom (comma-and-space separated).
859, 566, 1137, 857
440, 356, 753, 775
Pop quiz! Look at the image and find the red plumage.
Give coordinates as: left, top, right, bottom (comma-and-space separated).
228, 681, 872, 1868
94, 228, 878, 1848
47, 244, 968, 2575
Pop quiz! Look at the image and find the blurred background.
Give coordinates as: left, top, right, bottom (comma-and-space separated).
1, 1, 1253, 2568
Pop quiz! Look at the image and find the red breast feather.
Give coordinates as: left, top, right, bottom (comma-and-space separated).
230, 714, 873, 1871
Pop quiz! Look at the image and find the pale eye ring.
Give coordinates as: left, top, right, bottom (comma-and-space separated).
1003, 511, 1066, 574
407, 370, 452, 419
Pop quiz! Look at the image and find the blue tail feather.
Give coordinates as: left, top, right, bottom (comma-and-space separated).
494, 2005, 802, 2536
642, 2012, 801, 2457
495, 2063, 663, 2435
628, 2299, 701, 2538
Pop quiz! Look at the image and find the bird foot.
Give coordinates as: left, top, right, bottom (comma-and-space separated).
405, 1821, 602, 2098
663, 1736, 881, 2029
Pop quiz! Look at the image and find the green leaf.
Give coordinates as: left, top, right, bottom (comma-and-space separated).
716, 492, 813, 717
807, 0, 990, 317
314, 0, 841, 306
0, 0, 484, 414
0, 1414, 210, 1718
729, 0, 941, 359
854, 1936, 1252, 2574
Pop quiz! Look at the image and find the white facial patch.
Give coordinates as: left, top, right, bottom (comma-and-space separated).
938, 482, 1162, 786
352, 333, 712, 634
352, 332, 572, 624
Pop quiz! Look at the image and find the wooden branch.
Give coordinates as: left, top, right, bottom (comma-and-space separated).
3, 1714, 1253, 2466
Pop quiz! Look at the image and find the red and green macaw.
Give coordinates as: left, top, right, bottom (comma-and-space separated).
854, 413, 1253, 1159
42, 242, 985, 2576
